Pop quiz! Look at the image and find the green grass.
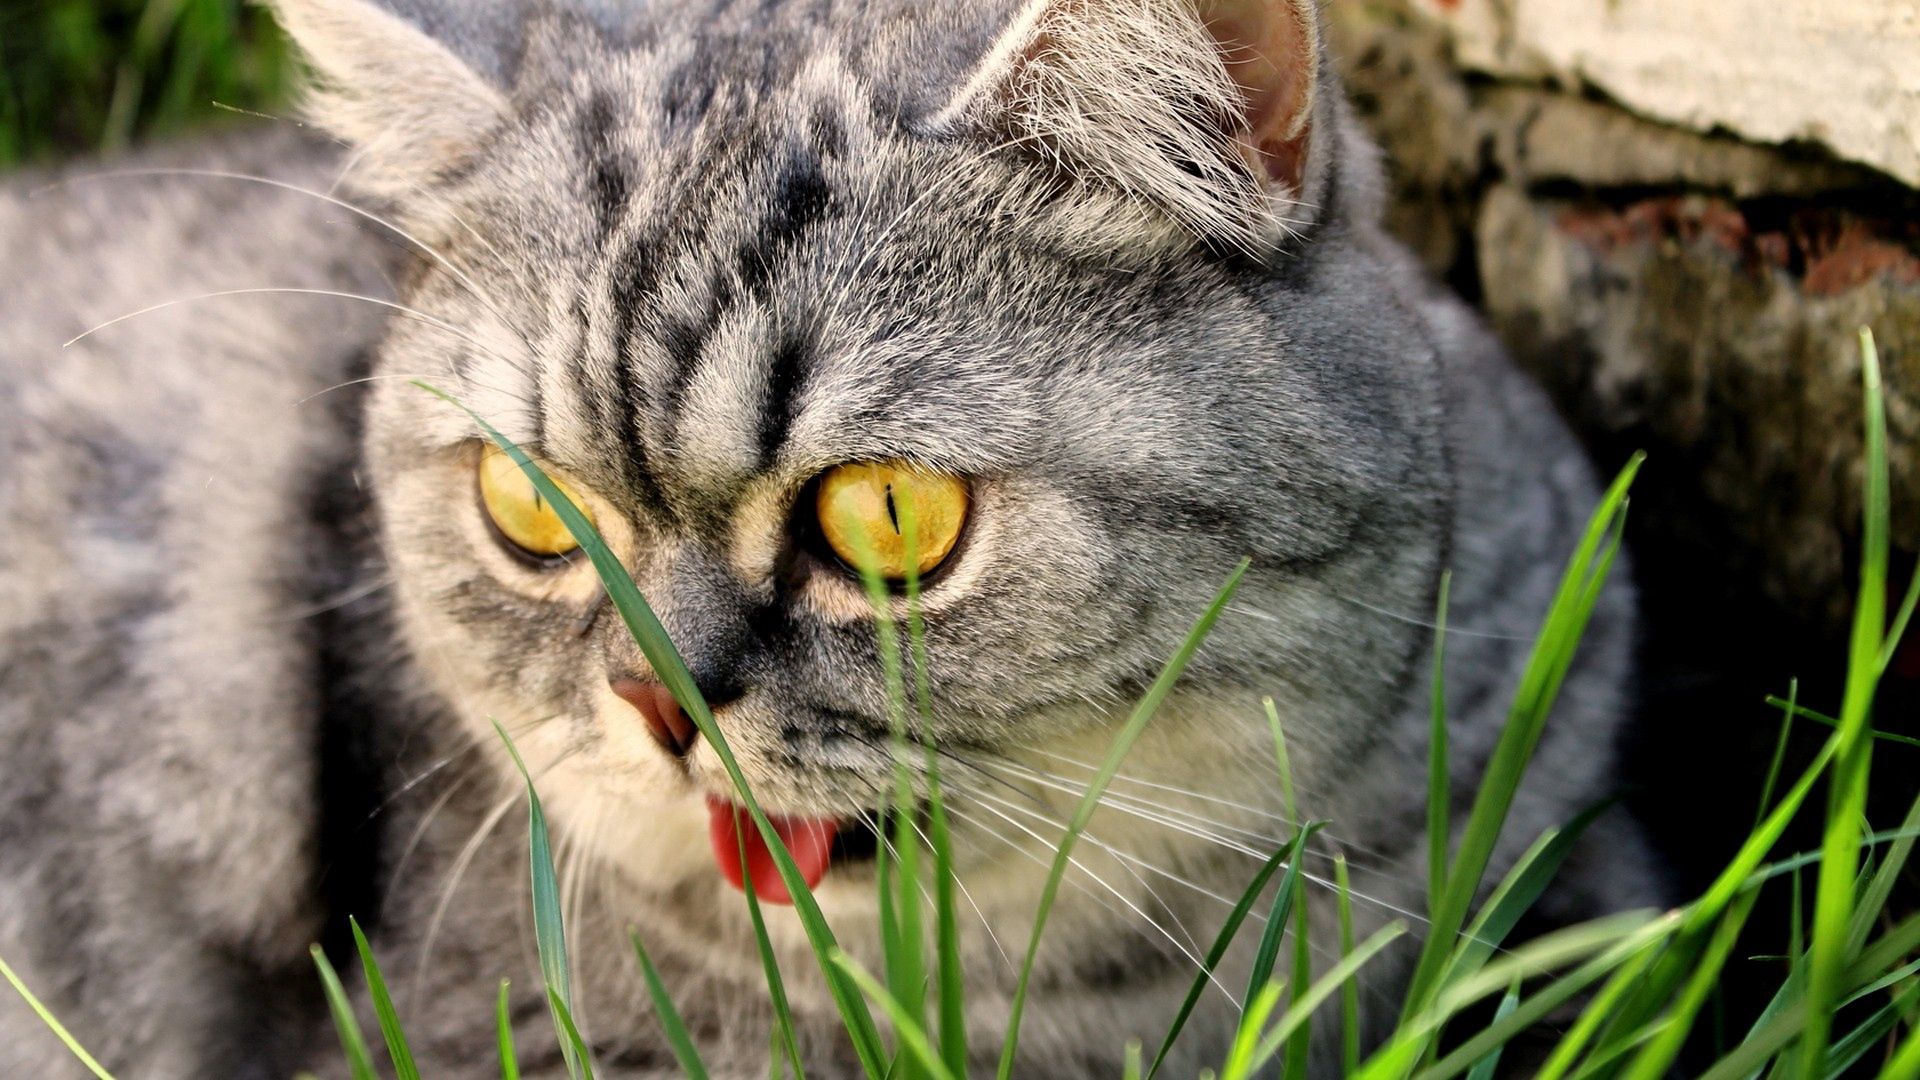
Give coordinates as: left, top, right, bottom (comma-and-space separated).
0, 0, 292, 167
4, 329, 1917, 1077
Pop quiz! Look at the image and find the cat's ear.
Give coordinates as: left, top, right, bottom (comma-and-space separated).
937, 0, 1323, 249
266, 0, 512, 198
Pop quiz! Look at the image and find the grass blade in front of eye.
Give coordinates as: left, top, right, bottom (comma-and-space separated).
350, 916, 420, 1080
995, 558, 1251, 1080
423, 386, 886, 1075
896, 495, 968, 1078
0, 952, 117, 1080
497, 980, 520, 1080
631, 933, 709, 1080
833, 492, 931, 1079
311, 945, 378, 1080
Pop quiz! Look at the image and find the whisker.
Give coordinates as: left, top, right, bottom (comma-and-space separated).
38, 168, 538, 362
1012, 751, 1401, 865
408, 784, 522, 1007
64, 287, 517, 373
896, 811, 1015, 974
967, 788, 1362, 975
977, 759, 1438, 931
954, 797, 1232, 1004
1226, 597, 1533, 643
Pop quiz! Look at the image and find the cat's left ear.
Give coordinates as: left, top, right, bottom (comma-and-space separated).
266, 0, 512, 198
935, 0, 1326, 250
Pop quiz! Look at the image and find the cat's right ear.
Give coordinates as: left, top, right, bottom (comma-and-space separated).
930, 0, 1327, 253
266, 0, 511, 198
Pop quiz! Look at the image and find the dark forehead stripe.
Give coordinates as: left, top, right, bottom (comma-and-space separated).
662, 136, 841, 453
577, 91, 631, 242
756, 329, 816, 468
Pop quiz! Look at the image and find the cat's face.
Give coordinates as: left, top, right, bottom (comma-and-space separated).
317, 0, 1445, 911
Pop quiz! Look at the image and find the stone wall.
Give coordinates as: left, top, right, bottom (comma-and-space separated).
1330, 0, 1920, 635
1326, 0, 1920, 890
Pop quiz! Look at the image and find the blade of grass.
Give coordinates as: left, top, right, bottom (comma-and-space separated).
837, 492, 930, 1079
1877, 561, 1920, 677
0, 952, 117, 1080
311, 945, 378, 1080
1697, 913, 1920, 1080
1798, 328, 1889, 1076
1531, 933, 1666, 1080
631, 933, 710, 1080
1765, 697, 1920, 750
1234, 924, 1409, 1080
1440, 800, 1614, 990
1400, 455, 1641, 1021
1849, 788, 1920, 955
492, 721, 584, 1080
737, 849, 805, 1080
1617, 887, 1762, 1080
831, 951, 961, 1080
1876, 1015, 1920, 1079
546, 989, 598, 1080
1755, 681, 1799, 829
1244, 826, 1322, 1011
1429, 571, 1452, 922
1263, 693, 1316, 1075
995, 559, 1251, 1080
1824, 981, 1920, 1077
1337, 856, 1361, 1077
1220, 982, 1286, 1080
1399, 913, 1678, 1080
350, 916, 420, 1080
1600, 728, 1843, 1048
425, 386, 887, 1074
1463, 981, 1521, 1080
894, 493, 967, 1077
498, 980, 520, 1080
1147, 833, 1303, 1079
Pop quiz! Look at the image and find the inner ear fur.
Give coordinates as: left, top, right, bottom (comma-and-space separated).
946, 0, 1323, 249
266, 0, 511, 198
1197, 0, 1317, 193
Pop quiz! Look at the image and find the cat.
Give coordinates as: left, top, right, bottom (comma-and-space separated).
0, 0, 1665, 1075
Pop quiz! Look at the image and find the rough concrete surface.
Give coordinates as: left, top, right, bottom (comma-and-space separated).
1330, 0, 1920, 632
1398, 0, 1920, 188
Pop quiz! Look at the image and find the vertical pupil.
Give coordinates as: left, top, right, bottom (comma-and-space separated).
884, 483, 901, 535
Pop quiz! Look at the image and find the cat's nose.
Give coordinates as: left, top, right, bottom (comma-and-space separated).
610, 678, 699, 758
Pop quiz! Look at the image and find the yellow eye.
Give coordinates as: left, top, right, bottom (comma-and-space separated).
815, 461, 969, 580
476, 445, 595, 560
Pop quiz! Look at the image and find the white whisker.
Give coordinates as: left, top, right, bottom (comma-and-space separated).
954, 797, 1232, 1004
39, 168, 538, 361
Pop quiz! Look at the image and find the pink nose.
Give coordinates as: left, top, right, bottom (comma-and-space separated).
610, 678, 699, 757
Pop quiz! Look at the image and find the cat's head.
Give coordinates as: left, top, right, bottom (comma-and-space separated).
274, 0, 1445, 912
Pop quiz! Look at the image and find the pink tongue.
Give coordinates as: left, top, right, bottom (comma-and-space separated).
706, 796, 840, 905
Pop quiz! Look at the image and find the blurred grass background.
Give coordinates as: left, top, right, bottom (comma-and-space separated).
0, 0, 292, 167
